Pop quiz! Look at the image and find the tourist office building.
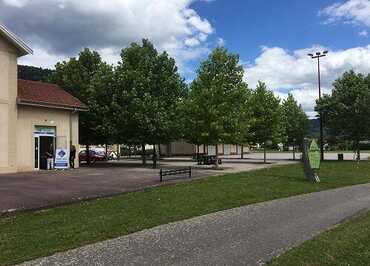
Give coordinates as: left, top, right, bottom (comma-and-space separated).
0, 25, 87, 173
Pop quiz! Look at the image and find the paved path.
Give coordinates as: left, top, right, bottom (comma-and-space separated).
21, 183, 370, 266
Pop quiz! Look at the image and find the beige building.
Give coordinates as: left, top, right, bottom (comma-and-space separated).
160, 142, 249, 157
0, 25, 87, 173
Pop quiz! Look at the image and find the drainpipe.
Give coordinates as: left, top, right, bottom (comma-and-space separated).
69, 108, 77, 146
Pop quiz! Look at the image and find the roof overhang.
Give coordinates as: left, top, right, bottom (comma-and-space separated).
0, 24, 33, 57
17, 99, 88, 112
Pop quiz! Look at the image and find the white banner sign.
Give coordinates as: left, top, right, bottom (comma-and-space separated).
54, 148, 70, 169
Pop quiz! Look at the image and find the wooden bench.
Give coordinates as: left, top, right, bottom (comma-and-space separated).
160, 167, 192, 182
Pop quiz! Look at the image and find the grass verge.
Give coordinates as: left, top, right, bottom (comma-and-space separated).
1, 161, 370, 265
269, 209, 370, 266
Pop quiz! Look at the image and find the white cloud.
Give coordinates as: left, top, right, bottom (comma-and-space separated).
185, 37, 201, 47
244, 45, 370, 117
320, 0, 370, 27
2, 0, 29, 8
184, 8, 213, 34
359, 29, 368, 36
1, 0, 214, 70
216, 37, 225, 46
19, 47, 67, 68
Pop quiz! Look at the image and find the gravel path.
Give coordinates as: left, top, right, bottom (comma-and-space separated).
21, 183, 370, 266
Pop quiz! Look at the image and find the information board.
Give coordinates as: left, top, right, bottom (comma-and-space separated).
302, 138, 320, 183
54, 148, 70, 169
308, 140, 321, 170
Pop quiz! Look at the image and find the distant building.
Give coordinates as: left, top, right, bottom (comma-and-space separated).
0, 24, 87, 173
160, 141, 248, 157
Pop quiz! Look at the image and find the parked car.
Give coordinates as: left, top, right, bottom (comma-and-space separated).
79, 150, 107, 164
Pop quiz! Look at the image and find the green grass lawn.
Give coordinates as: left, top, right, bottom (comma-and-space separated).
1, 161, 370, 265
270, 210, 370, 266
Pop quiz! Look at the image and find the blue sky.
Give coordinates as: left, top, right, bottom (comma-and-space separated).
191, 0, 368, 65
1, 0, 370, 116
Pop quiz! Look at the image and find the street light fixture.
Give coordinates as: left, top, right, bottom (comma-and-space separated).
308, 50, 328, 161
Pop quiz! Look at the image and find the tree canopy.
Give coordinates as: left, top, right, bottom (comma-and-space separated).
250, 81, 283, 162
282, 93, 309, 159
46, 41, 315, 167
114, 39, 186, 165
185, 47, 250, 166
282, 94, 309, 144
316, 70, 370, 159
50, 48, 107, 147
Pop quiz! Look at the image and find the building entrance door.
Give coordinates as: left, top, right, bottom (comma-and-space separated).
39, 136, 55, 170
34, 126, 56, 170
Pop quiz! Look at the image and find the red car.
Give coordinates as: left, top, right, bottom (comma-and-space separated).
79, 150, 107, 164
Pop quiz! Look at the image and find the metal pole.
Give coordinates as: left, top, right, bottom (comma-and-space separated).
317, 57, 324, 161
308, 51, 328, 162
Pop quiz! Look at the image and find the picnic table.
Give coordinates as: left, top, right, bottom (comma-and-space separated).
195, 154, 222, 165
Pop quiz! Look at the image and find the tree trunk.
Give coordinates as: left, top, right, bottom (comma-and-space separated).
293, 142, 296, 161
152, 144, 157, 169
263, 143, 267, 164
241, 145, 244, 159
105, 143, 108, 160
215, 144, 219, 169
142, 144, 146, 166
356, 140, 361, 162
86, 144, 90, 165
117, 144, 120, 161
203, 144, 206, 155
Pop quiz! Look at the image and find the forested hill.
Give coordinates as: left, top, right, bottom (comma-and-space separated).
18, 65, 54, 82
309, 118, 320, 137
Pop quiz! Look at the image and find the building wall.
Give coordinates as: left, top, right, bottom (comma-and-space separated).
160, 142, 195, 156
163, 142, 243, 156
230, 144, 237, 154
0, 35, 18, 173
16, 106, 79, 172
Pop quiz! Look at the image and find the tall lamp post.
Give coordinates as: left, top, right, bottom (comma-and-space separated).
308, 50, 328, 161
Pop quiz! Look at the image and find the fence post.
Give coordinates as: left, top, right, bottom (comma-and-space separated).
160, 168, 163, 182
189, 166, 192, 178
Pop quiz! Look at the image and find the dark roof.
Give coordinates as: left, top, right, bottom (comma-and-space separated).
17, 79, 88, 111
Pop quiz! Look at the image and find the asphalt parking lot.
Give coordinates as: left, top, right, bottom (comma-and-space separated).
0, 155, 295, 215
1, 151, 367, 215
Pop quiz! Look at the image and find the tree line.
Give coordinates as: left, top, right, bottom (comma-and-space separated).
18, 65, 54, 81
48, 39, 309, 167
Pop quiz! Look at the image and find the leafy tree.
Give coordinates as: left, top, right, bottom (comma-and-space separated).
185, 47, 250, 168
114, 39, 186, 167
282, 93, 309, 160
237, 91, 254, 159
250, 82, 283, 163
50, 48, 109, 163
89, 63, 117, 146
316, 70, 370, 160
